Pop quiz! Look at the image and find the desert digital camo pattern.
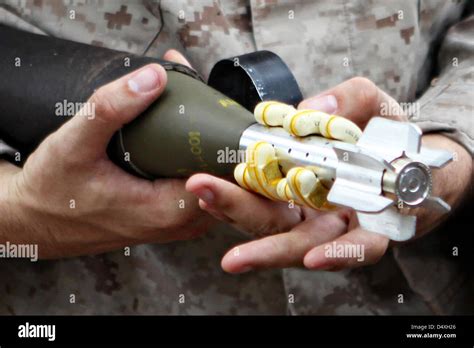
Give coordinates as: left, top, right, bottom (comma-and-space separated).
0, 0, 472, 315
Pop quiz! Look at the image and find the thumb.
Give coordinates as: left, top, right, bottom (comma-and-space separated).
298, 77, 406, 129
54, 63, 167, 160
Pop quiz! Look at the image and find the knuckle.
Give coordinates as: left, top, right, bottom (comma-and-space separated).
321, 213, 347, 232
90, 87, 120, 122
266, 236, 285, 256
254, 217, 281, 237
41, 134, 61, 157
149, 181, 197, 229
217, 185, 249, 215
349, 76, 376, 91
41, 133, 75, 167
349, 77, 379, 109
161, 209, 195, 230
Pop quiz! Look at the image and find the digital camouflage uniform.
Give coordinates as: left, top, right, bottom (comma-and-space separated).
0, 0, 472, 315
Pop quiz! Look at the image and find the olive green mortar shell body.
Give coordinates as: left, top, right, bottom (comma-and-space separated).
0, 25, 255, 178
114, 71, 255, 178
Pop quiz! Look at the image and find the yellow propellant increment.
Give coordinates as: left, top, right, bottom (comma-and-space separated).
234, 101, 363, 210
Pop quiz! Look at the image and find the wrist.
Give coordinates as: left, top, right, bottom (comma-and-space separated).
424, 134, 472, 206
0, 160, 23, 237
0, 161, 48, 254
413, 134, 472, 235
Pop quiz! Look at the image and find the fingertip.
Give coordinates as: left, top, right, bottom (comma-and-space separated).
220, 253, 235, 273
186, 175, 219, 207
198, 199, 209, 211
197, 199, 231, 223
186, 174, 239, 203
297, 98, 312, 110
221, 250, 252, 274
185, 173, 214, 193
184, 175, 197, 193
151, 63, 168, 93
163, 49, 192, 68
298, 94, 338, 114
163, 49, 179, 59
303, 246, 330, 270
127, 63, 167, 96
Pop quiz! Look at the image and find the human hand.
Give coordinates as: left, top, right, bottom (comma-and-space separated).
186, 77, 471, 273
0, 50, 214, 259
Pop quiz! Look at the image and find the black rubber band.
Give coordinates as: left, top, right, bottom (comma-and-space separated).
208, 50, 303, 112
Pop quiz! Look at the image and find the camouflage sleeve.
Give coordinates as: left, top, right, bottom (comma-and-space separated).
412, 10, 474, 155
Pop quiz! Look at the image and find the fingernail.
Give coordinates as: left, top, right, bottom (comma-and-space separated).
195, 188, 214, 205
303, 95, 338, 113
128, 66, 162, 93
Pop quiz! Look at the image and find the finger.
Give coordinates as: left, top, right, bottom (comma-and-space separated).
163, 49, 192, 68
133, 177, 215, 232
221, 212, 348, 273
299, 77, 406, 128
303, 226, 389, 270
198, 199, 234, 224
186, 173, 304, 237
89, 168, 200, 227
53, 64, 167, 161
